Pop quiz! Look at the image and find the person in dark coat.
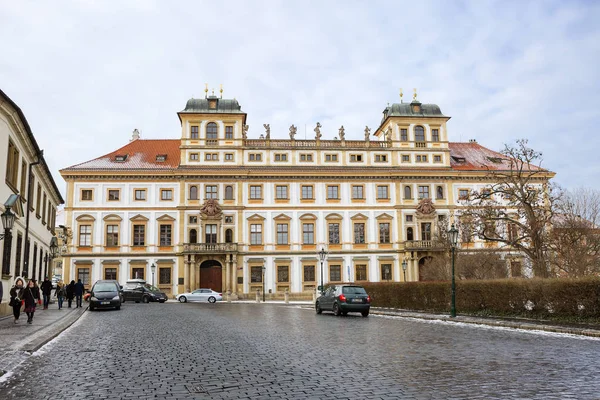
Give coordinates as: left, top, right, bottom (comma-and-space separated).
55, 280, 66, 310
66, 280, 75, 308
23, 279, 40, 324
9, 277, 25, 324
41, 277, 53, 310
74, 279, 85, 308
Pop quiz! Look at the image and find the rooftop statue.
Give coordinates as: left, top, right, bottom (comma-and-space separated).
263, 124, 270, 140
289, 124, 297, 140
242, 124, 249, 140
314, 122, 322, 140
364, 126, 371, 142
338, 125, 345, 140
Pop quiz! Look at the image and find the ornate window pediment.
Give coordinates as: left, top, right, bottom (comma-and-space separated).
376, 213, 393, 220
247, 213, 265, 221
299, 213, 317, 220
350, 213, 368, 220
103, 214, 122, 222
129, 214, 149, 222
273, 213, 292, 221
325, 213, 343, 220
76, 214, 96, 222
157, 214, 176, 221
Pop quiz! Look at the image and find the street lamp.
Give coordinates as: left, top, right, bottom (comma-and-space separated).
1, 205, 16, 276
151, 263, 156, 287
402, 259, 407, 282
49, 236, 59, 280
448, 224, 459, 318
262, 265, 266, 302
318, 247, 328, 294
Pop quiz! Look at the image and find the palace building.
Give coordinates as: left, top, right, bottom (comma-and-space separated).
59, 91, 552, 298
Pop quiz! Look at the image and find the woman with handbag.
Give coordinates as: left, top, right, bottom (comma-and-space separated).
23, 279, 40, 324
9, 277, 25, 324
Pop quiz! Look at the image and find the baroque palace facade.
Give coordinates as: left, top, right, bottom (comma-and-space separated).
59, 92, 549, 298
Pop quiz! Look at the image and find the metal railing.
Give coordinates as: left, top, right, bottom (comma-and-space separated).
404, 240, 446, 250
183, 243, 238, 253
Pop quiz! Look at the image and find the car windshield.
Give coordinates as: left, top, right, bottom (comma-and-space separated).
342, 286, 367, 295
94, 283, 117, 292
144, 284, 160, 292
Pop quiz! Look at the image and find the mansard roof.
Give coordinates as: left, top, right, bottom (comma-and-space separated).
383, 102, 447, 118
180, 96, 245, 114
449, 141, 545, 172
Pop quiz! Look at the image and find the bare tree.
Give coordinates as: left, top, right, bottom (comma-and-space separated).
420, 250, 507, 281
549, 187, 600, 277
462, 139, 557, 278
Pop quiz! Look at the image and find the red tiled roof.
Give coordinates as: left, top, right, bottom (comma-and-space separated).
62, 139, 180, 171
448, 142, 545, 172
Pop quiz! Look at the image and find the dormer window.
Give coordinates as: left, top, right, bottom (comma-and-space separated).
208, 99, 217, 109
156, 154, 167, 162
452, 156, 466, 163
115, 155, 127, 162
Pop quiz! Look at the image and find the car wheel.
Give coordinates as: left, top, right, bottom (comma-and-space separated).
142, 296, 150, 304
333, 302, 341, 316
115, 305, 121, 310
178, 296, 187, 303
208, 296, 216, 303
361, 310, 369, 317
315, 301, 322, 314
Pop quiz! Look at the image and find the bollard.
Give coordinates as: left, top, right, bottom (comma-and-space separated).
284, 289, 289, 304
256, 289, 260, 303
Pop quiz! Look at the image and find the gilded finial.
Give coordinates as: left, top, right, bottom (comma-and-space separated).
413, 88, 417, 101
220, 84, 223, 99
400, 88, 403, 103
204, 83, 208, 98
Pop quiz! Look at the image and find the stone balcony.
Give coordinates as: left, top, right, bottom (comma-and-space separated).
183, 243, 238, 254
404, 240, 447, 251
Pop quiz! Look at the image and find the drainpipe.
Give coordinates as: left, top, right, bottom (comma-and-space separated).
23, 150, 43, 278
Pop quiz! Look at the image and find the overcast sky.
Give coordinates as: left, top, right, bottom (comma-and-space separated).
2, 0, 599, 198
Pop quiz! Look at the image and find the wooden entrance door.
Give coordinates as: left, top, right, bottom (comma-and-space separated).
200, 263, 222, 292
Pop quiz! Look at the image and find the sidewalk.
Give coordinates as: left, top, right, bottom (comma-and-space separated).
0, 304, 87, 378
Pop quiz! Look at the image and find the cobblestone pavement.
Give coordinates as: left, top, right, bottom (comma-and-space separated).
1, 303, 599, 399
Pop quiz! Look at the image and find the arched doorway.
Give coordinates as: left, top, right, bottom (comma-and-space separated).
200, 260, 222, 292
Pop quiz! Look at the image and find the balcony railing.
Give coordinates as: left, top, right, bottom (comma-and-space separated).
244, 139, 391, 149
404, 240, 446, 250
183, 243, 238, 253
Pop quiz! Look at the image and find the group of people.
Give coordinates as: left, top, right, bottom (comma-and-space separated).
6, 276, 85, 324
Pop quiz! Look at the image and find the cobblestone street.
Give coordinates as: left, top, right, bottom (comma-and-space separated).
1, 303, 599, 399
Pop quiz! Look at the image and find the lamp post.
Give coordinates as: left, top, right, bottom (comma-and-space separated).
448, 224, 459, 318
318, 247, 328, 294
402, 259, 407, 282
262, 265, 266, 302
151, 263, 156, 287
50, 237, 58, 279
1, 205, 16, 276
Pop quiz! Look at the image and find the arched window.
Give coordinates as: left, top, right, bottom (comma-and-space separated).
407, 227, 414, 241
206, 122, 218, 139
189, 229, 197, 244
225, 229, 233, 243
189, 186, 198, 200
225, 185, 234, 200
414, 126, 425, 142
404, 186, 412, 199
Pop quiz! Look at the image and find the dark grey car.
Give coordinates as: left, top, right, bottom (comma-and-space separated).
89, 280, 122, 311
315, 285, 371, 317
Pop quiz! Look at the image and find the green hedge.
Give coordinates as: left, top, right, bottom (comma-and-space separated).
361, 277, 600, 322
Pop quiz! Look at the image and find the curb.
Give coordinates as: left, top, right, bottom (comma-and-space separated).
20, 306, 88, 353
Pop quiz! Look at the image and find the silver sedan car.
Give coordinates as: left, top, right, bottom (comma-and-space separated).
176, 289, 223, 303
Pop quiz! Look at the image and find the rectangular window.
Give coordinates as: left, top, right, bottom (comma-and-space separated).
459, 189, 469, 200
251, 266, 263, 283
277, 266, 289, 283
104, 268, 117, 280
205, 185, 218, 199
379, 223, 390, 243
327, 185, 339, 199
20, 160, 27, 196
225, 153, 234, 161
78, 268, 91, 287
400, 129, 408, 141
328, 223, 340, 244
436, 186, 444, 199
416, 155, 428, 162
274, 154, 288, 162
325, 154, 338, 162
421, 223, 432, 241
375, 154, 388, 162
160, 225, 172, 246
5, 140, 19, 188
418, 186, 430, 199
381, 264, 392, 281
225, 126, 233, 139
276, 223, 288, 245
42, 193, 47, 224
303, 223, 315, 244
249, 153, 262, 161
190, 153, 199, 161
432, 129, 440, 142
354, 223, 366, 244
159, 267, 171, 284
352, 185, 364, 200
434, 155, 442, 163
132, 267, 145, 280
189, 216, 198, 224
133, 225, 145, 246
377, 185, 389, 199
191, 126, 199, 139
300, 154, 313, 162
79, 225, 91, 246
205, 153, 218, 161
301, 185, 313, 199
161, 189, 173, 200
224, 216, 233, 223
108, 189, 120, 201
249, 185, 262, 199
36, 184, 42, 215
356, 265, 367, 281
250, 224, 262, 245
275, 185, 288, 199
329, 265, 341, 282
106, 225, 119, 246
402, 154, 410, 163
303, 265, 315, 282
134, 189, 146, 201
81, 189, 93, 201
350, 154, 363, 162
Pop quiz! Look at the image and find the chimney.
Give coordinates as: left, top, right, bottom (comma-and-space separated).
131, 129, 140, 142
469, 139, 477, 143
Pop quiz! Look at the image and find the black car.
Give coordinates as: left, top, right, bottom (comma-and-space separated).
89, 280, 122, 311
122, 282, 168, 303
315, 285, 371, 317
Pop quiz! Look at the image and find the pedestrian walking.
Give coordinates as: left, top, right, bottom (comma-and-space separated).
55, 280, 66, 310
66, 280, 75, 308
23, 279, 40, 324
9, 277, 25, 324
74, 279, 85, 308
41, 276, 53, 309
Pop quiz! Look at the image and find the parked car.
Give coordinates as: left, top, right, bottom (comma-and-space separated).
176, 289, 222, 303
89, 280, 122, 311
315, 285, 371, 317
122, 281, 168, 303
